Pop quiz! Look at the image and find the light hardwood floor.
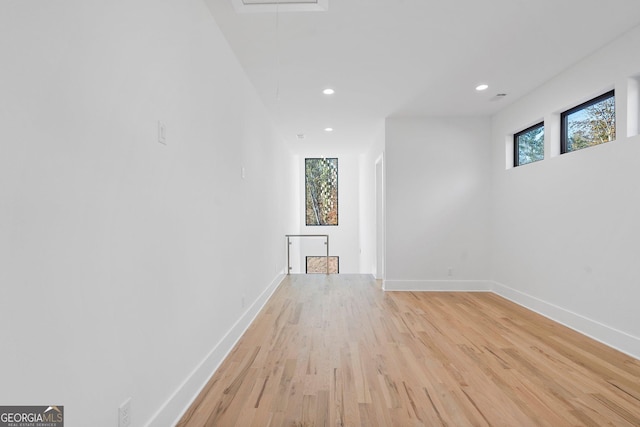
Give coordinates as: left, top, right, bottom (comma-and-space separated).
177, 274, 640, 426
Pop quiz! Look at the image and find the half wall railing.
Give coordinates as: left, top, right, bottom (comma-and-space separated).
285, 234, 330, 275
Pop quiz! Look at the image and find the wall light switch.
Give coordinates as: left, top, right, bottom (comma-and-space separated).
118, 398, 131, 427
158, 121, 167, 145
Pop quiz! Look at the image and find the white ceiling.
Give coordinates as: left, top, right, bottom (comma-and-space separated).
204, 0, 640, 153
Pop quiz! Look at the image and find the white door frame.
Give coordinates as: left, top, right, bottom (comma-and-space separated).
375, 154, 385, 280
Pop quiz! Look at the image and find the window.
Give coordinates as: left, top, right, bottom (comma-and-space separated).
305, 158, 338, 225
514, 122, 544, 166
561, 90, 616, 153
628, 75, 640, 138
306, 256, 339, 274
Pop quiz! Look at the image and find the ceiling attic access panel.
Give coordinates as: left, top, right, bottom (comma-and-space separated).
231, 0, 328, 13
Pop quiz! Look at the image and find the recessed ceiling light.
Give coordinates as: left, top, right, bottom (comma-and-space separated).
476, 84, 489, 91
323, 88, 335, 95
324, 127, 333, 132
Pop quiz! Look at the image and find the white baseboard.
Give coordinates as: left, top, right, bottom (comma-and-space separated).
149, 274, 639, 426
491, 280, 640, 360
145, 273, 286, 427
383, 278, 640, 359
383, 279, 493, 292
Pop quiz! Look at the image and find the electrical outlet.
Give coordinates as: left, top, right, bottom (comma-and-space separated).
119, 398, 131, 427
448, 267, 453, 277
241, 295, 246, 309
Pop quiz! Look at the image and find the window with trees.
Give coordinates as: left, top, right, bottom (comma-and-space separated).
561, 90, 616, 153
514, 122, 544, 166
305, 158, 338, 226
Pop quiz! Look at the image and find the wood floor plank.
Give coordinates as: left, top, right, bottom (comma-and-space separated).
177, 275, 640, 426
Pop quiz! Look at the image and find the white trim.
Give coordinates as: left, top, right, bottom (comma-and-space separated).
374, 153, 385, 280
491, 280, 640, 360
150, 274, 640, 425
231, 0, 328, 13
383, 278, 640, 359
145, 274, 286, 427
382, 279, 493, 292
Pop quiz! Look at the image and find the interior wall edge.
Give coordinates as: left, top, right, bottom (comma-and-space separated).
147, 273, 286, 427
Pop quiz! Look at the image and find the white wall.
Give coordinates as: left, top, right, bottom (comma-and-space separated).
491, 26, 640, 357
384, 117, 492, 290
0, 1, 290, 425
287, 128, 383, 275
289, 147, 368, 274
359, 123, 386, 277
380, 25, 640, 359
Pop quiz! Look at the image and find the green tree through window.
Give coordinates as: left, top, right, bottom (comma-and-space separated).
515, 122, 544, 166
563, 91, 616, 153
305, 158, 338, 226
